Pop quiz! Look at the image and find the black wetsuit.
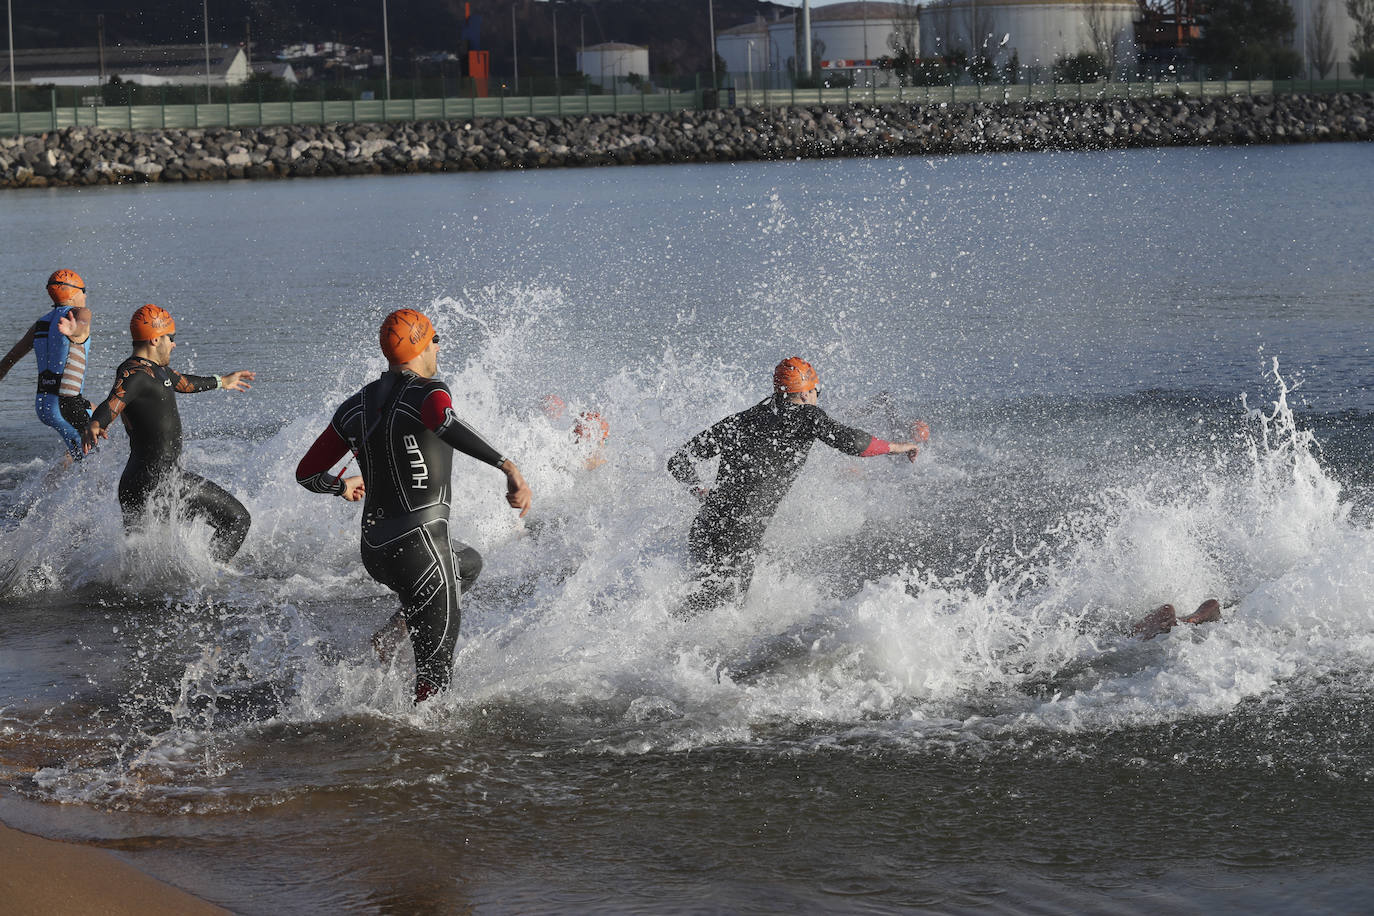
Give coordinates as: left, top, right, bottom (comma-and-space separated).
669, 396, 879, 614
297, 370, 507, 699
90, 357, 251, 562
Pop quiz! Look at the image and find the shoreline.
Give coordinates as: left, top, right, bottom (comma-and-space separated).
1, 91, 1370, 190
0, 815, 228, 915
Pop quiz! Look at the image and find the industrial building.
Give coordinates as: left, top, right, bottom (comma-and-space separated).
6, 45, 251, 88
717, 2, 914, 88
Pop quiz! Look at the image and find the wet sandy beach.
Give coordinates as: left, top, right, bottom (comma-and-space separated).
0, 811, 227, 915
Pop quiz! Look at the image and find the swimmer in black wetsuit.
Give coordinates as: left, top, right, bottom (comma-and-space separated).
82, 305, 255, 562
296, 308, 532, 704
668, 357, 928, 617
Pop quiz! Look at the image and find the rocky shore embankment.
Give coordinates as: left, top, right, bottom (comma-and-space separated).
2, 92, 1370, 188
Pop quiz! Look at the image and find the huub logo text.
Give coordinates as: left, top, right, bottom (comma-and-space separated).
402, 434, 428, 488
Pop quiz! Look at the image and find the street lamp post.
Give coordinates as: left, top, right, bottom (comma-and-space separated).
203, 0, 212, 103
7, 0, 17, 115
861, 0, 869, 86
512, 4, 518, 91
800, 0, 811, 79
971, 0, 978, 76
382, 0, 392, 100
552, 4, 558, 92
707, 0, 716, 89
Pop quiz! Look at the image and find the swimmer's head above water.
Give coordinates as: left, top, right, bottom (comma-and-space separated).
130, 304, 176, 342
46, 269, 86, 305
380, 309, 440, 377
773, 356, 821, 406
380, 309, 437, 364
129, 305, 178, 365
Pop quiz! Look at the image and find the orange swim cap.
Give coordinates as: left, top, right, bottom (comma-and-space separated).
773, 357, 820, 394
574, 411, 610, 443
541, 394, 567, 420
379, 309, 436, 364
130, 304, 175, 341
46, 269, 85, 304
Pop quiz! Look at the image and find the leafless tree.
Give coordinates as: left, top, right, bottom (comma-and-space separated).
964, 0, 998, 61
1307, 0, 1337, 76
1350, 0, 1374, 53
1084, 0, 1118, 76
917, 0, 960, 56
889, 0, 922, 57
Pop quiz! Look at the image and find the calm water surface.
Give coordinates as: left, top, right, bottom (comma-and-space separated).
1, 143, 1372, 913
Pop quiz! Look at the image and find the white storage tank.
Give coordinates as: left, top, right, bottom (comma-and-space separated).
577, 42, 651, 90
808, 1, 914, 69
717, 20, 775, 76
919, 0, 1139, 77
743, 2, 912, 84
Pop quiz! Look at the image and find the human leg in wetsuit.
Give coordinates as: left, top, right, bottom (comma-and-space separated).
361, 516, 483, 700
371, 540, 483, 666
680, 510, 764, 618
35, 393, 92, 460
118, 467, 252, 562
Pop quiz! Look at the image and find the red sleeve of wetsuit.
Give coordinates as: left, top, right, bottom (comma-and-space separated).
420, 387, 453, 431
296, 424, 351, 494
860, 436, 891, 457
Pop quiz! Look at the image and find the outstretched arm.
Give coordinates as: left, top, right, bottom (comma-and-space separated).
296, 424, 362, 498
888, 420, 930, 461
218, 370, 254, 392
171, 368, 255, 394
813, 409, 929, 460
420, 387, 504, 465
421, 387, 532, 516
0, 324, 36, 382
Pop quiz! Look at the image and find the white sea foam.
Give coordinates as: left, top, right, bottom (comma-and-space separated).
4, 287, 1371, 806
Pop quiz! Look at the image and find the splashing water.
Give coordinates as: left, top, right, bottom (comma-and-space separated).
3, 275, 1367, 817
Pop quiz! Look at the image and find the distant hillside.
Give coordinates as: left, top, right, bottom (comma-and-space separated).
17, 0, 792, 76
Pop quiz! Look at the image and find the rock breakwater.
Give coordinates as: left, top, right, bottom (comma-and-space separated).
2, 92, 1370, 189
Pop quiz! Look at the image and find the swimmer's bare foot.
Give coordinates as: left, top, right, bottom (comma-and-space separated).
1132, 604, 1177, 640
1181, 598, 1222, 626
372, 611, 408, 664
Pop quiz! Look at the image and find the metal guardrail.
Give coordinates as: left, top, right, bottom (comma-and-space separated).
0, 90, 701, 135
1, 77, 1369, 137
736, 76, 1372, 108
